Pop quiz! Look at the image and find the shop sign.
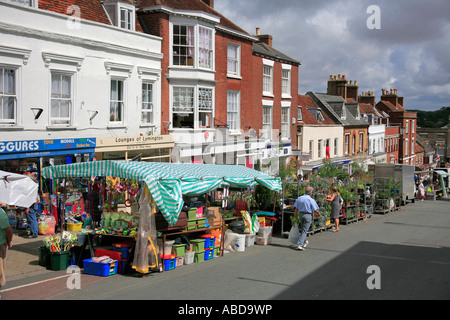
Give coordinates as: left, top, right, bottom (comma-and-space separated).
95, 135, 174, 153
0, 138, 96, 159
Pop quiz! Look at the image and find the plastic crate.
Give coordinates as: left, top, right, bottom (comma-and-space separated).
184, 251, 195, 265
201, 235, 215, 248
204, 248, 214, 260
172, 243, 186, 257
112, 242, 133, 259
190, 239, 205, 252
194, 251, 204, 263
83, 258, 118, 277
66, 222, 82, 232
197, 218, 206, 229
187, 209, 198, 220
161, 254, 177, 271
185, 219, 197, 231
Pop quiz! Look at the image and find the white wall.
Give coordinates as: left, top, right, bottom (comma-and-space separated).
0, 2, 163, 142
300, 125, 344, 162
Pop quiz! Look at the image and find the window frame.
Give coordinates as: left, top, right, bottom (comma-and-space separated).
171, 85, 215, 130
281, 104, 290, 139
227, 90, 240, 132
0, 65, 19, 125
227, 42, 241, 78
109, 77, 126, 125
262, 104, 273, 140
49, 71, 74, 126
141, 80, 155, 126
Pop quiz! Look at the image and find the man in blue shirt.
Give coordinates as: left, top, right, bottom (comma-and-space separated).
293, 186, 319, 251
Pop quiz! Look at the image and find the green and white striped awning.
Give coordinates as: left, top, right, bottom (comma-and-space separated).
41, 160, 281, 226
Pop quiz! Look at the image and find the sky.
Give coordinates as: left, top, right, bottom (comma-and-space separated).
215, 0, 450, 111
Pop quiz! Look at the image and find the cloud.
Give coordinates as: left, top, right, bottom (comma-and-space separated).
214, 0, 450, 110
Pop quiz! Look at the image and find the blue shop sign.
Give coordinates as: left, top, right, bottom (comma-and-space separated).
0, 138, 96, 160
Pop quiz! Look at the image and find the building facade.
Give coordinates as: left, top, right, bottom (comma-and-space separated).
0, 0, 172, 176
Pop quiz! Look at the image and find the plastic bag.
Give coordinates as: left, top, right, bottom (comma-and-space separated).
251, 214, 260, 234
288, 223, 300, 245
38, 215, 56, 235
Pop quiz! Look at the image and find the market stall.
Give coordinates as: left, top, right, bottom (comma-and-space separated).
41, 160, 282, 275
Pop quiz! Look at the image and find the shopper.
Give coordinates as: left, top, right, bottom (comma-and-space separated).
417, 180, 425, 201
25, 201, 39, 238
0, 206, 13, 299
325, 186, 341, 232
293, 186, 319, 251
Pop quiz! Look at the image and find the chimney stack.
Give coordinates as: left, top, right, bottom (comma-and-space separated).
255, 28, 273, 47
381, 88, 404, 108
358, 90, 376, 107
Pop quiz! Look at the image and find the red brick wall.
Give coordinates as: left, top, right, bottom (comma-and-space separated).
251, 55, 299, 148
214, 32, 255, 132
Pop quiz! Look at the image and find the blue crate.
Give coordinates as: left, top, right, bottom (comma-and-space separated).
83, 258, 118, 277
204, 248, 214, 260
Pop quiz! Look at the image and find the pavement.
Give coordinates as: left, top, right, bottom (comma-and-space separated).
4, 231, 54, 282
2, 196, 450, 300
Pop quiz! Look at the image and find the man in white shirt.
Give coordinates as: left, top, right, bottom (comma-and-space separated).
293, 186, 319, 251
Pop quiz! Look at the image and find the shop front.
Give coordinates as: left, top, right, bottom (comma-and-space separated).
0, 137, 96, 181
94, 135, 174, 162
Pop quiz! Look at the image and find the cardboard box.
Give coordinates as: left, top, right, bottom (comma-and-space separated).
207, 207, 222, 227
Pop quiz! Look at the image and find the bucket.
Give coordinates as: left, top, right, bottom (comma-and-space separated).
39, 246, 51, 268
233, 234, 246, 252
50, 251, 70, 271
184, 251, 195, 265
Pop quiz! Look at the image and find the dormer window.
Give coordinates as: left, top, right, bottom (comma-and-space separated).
341, 107, 346, 120
316, 110, 324, 122
103, 1, 136, 31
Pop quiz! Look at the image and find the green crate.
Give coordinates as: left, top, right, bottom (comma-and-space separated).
50, 251, 70, 271
190, 239, 205, 252
197, 218, 206, 229
194, 250, 204, 263
187, 209, 198, 220
185, 219, 197, 231
172, 243, 186, 257
214, 245, 220, 257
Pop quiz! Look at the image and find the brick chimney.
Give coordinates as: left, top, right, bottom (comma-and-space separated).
255, 27, 273, 47
358, 91, 376, 106
202, 0, 214, 8
346, 80, 359, 102
327, 74, 348, 99
381, 88, 403, 107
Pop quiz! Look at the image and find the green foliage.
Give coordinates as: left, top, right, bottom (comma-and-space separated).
317, 159, 350, 181
409, 106, 450, 128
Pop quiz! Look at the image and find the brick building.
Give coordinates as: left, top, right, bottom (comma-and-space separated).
376, 89, 418, 166
137, 0, 301, 171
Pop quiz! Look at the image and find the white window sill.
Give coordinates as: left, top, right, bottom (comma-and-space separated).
46, 125, 77, 131
0, 125, 24, 131
107, 124, 128, 129
227, 74, 242, 80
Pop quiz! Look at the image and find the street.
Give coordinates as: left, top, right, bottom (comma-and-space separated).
2, 199, 449, 303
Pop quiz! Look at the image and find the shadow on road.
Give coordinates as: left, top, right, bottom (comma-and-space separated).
272, 241, 450, 300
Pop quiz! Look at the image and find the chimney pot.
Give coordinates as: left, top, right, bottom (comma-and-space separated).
256, 27, 260, 35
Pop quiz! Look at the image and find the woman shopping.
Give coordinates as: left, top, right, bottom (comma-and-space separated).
326, 186, 341, 232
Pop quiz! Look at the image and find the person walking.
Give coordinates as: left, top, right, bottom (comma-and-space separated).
25, 201, 39, 238
293, 186, 319, 251
0, 206, 13, 299
325, 186, 341, 232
